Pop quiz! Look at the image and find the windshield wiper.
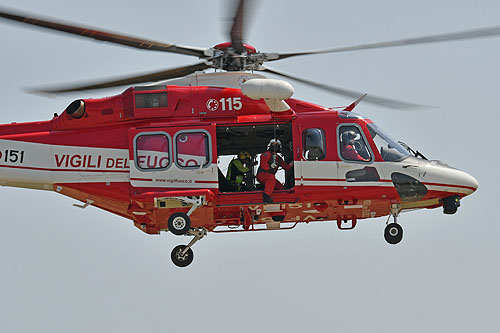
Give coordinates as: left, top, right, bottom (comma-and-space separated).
398, 141, 428, 160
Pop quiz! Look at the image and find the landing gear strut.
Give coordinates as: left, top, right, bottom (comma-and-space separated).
384, 204, 403, 245
170, 228, 207, 267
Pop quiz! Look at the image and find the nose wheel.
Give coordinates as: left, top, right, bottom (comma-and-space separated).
170, 228, 207, 267
384, 223, 403, 244
384, 204, 403, 245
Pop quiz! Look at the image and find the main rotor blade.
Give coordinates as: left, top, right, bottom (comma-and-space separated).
260, 67, 427, 110
229, 0, 246, 53
29, 62, 211, 94
0, 7, 207, 57
272, 25, 500, 60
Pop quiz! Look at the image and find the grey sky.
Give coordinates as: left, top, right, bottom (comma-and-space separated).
0, 0, 498, 332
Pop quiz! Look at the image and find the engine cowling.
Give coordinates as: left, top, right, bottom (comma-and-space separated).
241, 79, 294, 112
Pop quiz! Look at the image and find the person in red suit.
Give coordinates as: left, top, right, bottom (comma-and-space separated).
257, 139, 293, 203
340, 130, 370, 162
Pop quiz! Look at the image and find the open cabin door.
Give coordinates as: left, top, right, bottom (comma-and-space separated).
128, 124, 218, 189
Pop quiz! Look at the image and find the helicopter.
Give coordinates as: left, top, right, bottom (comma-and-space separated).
0, 1, 488, 267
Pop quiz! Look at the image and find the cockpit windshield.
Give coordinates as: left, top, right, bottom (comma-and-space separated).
367, 123, 410, 162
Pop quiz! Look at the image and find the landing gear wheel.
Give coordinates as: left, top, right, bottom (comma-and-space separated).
168, 212, 191, 235
171, 245, 194, 267
384, 223, 403, 245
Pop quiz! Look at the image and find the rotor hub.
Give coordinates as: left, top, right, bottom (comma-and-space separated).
209, 42, 262, 71
213, 42, 256, 54
209, 43, 268, 72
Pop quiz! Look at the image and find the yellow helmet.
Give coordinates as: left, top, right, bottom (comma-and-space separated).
238, 151, 251, 160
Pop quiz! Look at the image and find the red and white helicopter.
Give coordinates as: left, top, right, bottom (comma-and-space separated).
0, 1, 489, 267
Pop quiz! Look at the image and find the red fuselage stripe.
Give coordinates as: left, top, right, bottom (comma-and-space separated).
0, 166, 477, 191
0, 164, 129, 173
294, 178, 343, 182
296, 177, 475, 191
422, 182, 476, 191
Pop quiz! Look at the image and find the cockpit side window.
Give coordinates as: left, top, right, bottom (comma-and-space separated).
338, 125, 372, 162
302, 128, 326, 161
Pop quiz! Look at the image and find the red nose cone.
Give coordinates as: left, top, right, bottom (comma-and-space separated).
213, 42, 256, 54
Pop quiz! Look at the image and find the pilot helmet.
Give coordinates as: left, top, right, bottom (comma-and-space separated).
341, 130, 357, 145
267, 139, 282, 152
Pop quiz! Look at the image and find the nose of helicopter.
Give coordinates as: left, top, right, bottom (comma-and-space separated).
454, 169, 478, 195
422, 160, 478, 197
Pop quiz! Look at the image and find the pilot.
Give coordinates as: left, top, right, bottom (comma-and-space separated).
226, 151, 253, 191
340, 130, 370, 162
257, 139, 293, 203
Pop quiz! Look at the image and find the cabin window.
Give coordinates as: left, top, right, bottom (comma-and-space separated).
135, 133, 171, 170
175, 131, 211, 168
135, 92, 168, 109
338, 125, 372, 162
302, 128, 326, 161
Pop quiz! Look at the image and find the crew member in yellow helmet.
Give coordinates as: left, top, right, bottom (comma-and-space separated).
226, 151, 253, 191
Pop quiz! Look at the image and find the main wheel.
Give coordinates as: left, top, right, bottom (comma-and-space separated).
168, 212, 191, 235
171, 245, 194, 267
384, 223, 403, 245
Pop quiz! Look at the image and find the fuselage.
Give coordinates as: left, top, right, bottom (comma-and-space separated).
0, 74, 478, 234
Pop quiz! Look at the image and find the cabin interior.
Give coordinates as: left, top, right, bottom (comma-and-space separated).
216, 122, 294, 193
